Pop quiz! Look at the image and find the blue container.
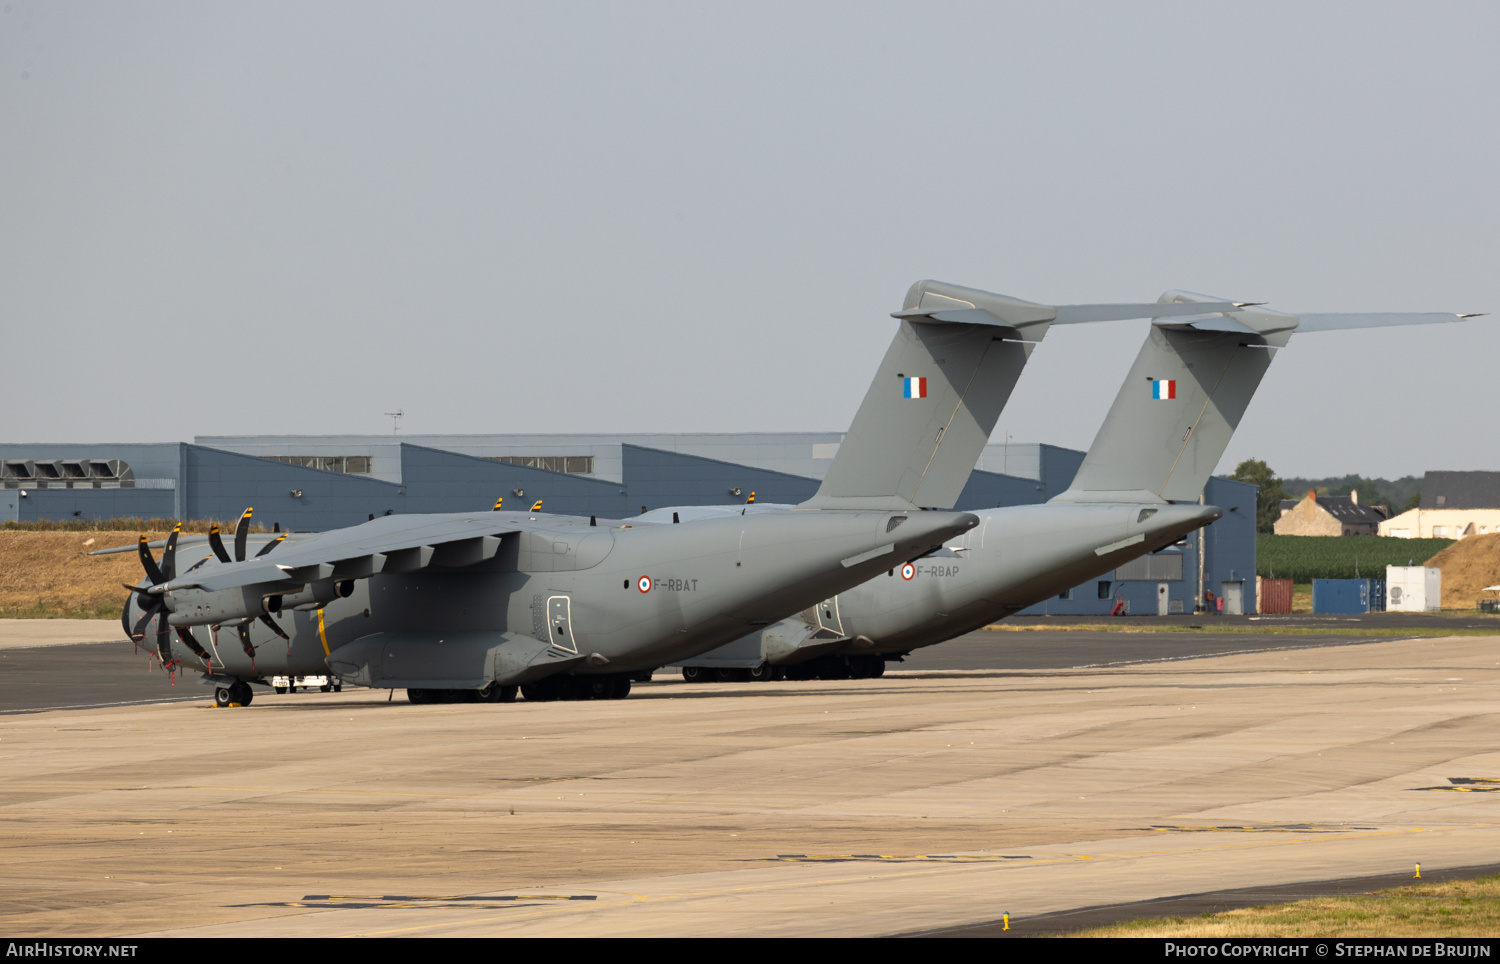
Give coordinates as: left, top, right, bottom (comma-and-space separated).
1312, 578, 1386, 614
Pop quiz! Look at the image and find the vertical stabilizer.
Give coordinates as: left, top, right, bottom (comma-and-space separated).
1051, 291, 1289, 504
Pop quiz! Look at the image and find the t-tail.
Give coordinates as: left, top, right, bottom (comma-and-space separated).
1052, 291, 1485, 505
802, 281, 1241, 511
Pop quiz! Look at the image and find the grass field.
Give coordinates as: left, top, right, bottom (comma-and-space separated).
1072, 873, 1500, 938
1258, 534, 1453, 582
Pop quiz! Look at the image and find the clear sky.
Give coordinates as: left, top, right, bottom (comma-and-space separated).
3, 2, 1495, 479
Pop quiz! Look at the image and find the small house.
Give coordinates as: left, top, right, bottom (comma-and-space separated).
1274, 489, 1387, 537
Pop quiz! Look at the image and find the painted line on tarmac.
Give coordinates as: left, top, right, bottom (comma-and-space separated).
1072, 636, 1411, 669
0, 695, 203, 715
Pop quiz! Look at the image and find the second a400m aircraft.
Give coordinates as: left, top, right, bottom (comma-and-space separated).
669, 290, 1486, 680
117, 281, 1230, 705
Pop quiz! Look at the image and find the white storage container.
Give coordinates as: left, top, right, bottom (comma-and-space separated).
1386, 566, 1442, 611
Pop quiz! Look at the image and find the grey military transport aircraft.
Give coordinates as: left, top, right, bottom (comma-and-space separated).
113, 281, 1233, 706
668, 291, 1487, 681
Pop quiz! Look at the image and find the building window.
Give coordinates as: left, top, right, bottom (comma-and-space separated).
1097, 581, 1112, 599
487, 456, 595, 475
1057, 588, 1072, 600
263, 455, 372, 474
1114, 552, 1185, 581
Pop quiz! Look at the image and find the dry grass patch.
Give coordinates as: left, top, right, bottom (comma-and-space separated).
0, 529, 172, 619
1071, 874, 1500, 938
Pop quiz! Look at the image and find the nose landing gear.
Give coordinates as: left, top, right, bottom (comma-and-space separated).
213, 680, 254, 707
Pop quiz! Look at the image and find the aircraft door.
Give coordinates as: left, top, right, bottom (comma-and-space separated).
814, 596, 844, 635
548, 595, 578, 653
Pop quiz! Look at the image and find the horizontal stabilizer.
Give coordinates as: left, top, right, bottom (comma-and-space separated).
1294, 312, 1485, 332
890, 299, 1242, 327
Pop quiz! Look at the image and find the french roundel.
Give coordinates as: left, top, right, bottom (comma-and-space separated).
900, 563, 915, 581
637, 575, 653, 593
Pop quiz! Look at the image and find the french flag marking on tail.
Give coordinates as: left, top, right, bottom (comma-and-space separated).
903, 376, 927, 399
1152, 379, 1176, 400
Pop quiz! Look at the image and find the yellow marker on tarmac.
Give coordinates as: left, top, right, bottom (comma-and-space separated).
1003, 912, 1009, 931
1415, 862, 1422, 878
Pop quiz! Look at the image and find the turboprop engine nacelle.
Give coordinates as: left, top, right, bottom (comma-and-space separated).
264, 579, 356, 614
163, 583, 285, 628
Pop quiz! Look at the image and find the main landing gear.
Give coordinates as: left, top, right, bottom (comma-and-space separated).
518, 674, 632, 702
681, 654, 888, 682
407, 684, 519, 704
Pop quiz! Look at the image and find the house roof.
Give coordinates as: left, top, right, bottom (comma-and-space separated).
1313, 495, 1386, 526
1422, 471, 1500, 510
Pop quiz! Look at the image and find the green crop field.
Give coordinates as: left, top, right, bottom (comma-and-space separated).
1257, 534, 1453, 582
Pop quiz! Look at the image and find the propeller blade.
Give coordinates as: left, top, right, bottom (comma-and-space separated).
161, 523, 181, 581
236, 622, 257, 671
233, 508, 252, 563
257, 613, 289, 640
255, 534, 286, 558
208, 523, 231, 564
175, 627, 210, 661
136, 535, 165, 586
236, 622, 256, 657
131, 603, 163, 641
120, 598, 132, 641
156, 624, 172, 663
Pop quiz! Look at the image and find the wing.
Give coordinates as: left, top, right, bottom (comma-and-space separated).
174, 512, 537, 592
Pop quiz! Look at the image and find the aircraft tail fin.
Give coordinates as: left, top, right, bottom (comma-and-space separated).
804, 282, 1240, 510
1051, 291, 1485, 504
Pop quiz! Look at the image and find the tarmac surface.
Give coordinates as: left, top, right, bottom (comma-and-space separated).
6, 612, 1494, 714
2, 617, 1499, 937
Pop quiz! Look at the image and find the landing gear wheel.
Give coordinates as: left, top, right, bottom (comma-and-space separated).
230, 681, 254, 706
214, 686, 234, 707
521, 682, 557, 702
869, 658, 886, 678
681, 666, 707, 683
407, 688, 434, 704
478, 683, 518, 703
608, 679, 631, 700
747, 664, 773, 682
